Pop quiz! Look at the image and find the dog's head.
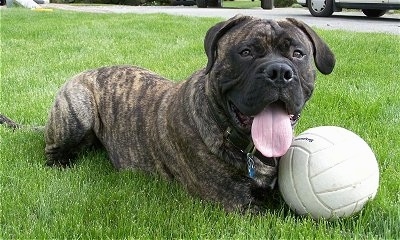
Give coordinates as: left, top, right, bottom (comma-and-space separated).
204, 15, 335, 158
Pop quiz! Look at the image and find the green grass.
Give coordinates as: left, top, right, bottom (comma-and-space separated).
223, 0, 262, 9
1, 8, 399, 239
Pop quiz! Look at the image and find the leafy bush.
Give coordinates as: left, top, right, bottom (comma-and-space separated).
50, 0, 296, 6
273, 0, 296, 7
50, 0, 170, 6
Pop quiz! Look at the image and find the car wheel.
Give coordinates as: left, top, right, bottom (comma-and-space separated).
196, 0, 207, 8
261, 0, 274, 9
362, 9, 387, 17
307, 0, 334, 17
208, 0, 222, 7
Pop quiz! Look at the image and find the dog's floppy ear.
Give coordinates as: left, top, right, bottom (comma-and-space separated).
204, 15, 253, 74
286, 18, 335, 75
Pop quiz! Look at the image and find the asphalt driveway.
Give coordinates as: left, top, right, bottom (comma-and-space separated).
44, 4, 400, 35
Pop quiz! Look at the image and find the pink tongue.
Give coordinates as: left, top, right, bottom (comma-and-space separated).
251, 104, 293, 157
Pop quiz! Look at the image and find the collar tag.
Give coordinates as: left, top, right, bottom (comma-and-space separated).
246, 153, 255, 179
225, 127, 277, 176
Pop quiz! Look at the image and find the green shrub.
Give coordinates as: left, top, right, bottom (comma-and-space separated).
50, 0, 170, 6
273, 0, 296, 7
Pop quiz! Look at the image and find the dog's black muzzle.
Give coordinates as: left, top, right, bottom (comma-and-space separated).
256, 61, 296, 88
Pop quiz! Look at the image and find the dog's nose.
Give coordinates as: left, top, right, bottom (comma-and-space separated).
265, 63, 294, 85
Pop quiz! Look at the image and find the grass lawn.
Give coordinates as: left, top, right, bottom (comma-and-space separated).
223, 0, 262, 9
1, 8, 399, 239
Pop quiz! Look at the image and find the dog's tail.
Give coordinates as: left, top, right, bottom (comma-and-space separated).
0, 114, 45, 132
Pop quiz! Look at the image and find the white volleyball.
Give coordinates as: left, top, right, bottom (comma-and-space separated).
278, 126, 379, 220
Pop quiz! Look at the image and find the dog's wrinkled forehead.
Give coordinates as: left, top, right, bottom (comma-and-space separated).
204, 16, 335, 75
219, 19, 312, 53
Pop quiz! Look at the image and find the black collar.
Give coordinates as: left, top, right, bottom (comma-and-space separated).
224, 127, 277, 168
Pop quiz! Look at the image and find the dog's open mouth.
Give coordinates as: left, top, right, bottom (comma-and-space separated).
229, 100, 301, 157
229, 102, 254, 129
229, 101, 300, 130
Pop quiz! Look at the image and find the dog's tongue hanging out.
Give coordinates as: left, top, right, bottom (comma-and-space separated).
251, 103, 293, 157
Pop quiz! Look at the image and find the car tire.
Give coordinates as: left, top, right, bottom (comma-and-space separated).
307, 0, 334, 17
362, 9, 387, 17
208, 0, 222, 7
196, 0, 207, 8
261, 0, 274, 9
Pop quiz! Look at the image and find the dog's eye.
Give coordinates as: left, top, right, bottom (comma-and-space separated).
293, 50, 305, 59
240, 49, 252, 58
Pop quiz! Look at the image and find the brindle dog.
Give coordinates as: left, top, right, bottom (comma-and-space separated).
0, 16, 335, 213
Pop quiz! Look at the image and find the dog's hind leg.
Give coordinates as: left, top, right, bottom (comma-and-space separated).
44, 81, 99, 167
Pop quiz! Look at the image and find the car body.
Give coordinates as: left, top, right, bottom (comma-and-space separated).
297, 0, 400, 17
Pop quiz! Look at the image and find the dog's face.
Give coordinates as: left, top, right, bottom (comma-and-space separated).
205, 16, 335, 157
